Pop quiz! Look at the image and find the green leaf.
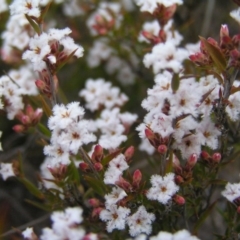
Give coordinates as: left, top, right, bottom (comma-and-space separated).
193, 200, 217, 233
84, 175, 105, 196
171, 73, 180, 93
37, 94, 52, 117
37, 122, 51, 137
39, 1, 52, 22
25, 199, 50, 211
25, 14, 41, 35
19, 178, 44, 199
67, 159, 80, 184
199, 36, 226, 73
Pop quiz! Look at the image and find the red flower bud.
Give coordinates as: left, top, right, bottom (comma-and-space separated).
94, 162, 103, 171
12, 124, 25, 133
186, 153, 198, 169
132, 169, 142, 189
212, 152, 221, 163
201, 151, 210, 160
91, 144, 103, 162
79, 162, 89, 172
173, 195, 185, 205
88, 198, 101, 208
157, 144, 167, 154
124, 146, 134, 162
175, 175, 184, 184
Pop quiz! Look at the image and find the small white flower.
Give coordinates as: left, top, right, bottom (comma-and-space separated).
222, 182, 240, 203
146, 173, 179, 204
100, 204, 130, 232
105, 187, 127, 206
0, 163, 15, 181
127, 205, 155, 237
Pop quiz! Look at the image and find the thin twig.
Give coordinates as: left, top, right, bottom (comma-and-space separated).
0, 213, 50, 238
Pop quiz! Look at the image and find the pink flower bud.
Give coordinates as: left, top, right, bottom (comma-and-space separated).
124, 146, 134, 162
79, 162, 89, 172
12, 124, 25, 133
220, 24, 229, 38
91, 144, 103, 162
115, 176, 132, 192
201, 151, 210, 160
173, 195, 185, 205
21, 115, 31, 125
35, 80, 46, 90
145, 127, 155, 140
237, 206, 240, 214
92, 207, 103, 218
186, 153, 198, 169
157, 144, 167, 154
175, 175, 184, 184
212, 153, 221, 163
26, 104, 34, 116
94, 162, 103, 171
88, 198, 100, 208
132, 169, 142, 189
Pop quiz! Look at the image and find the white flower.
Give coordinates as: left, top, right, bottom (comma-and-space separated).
222, 182, 240, 203
22, 227, 35, 239
143, 42, 188, 74
197, 117, 221, 149
105, 187, 127, 206
100, 205, 130, 232
146, 173, 179, 204
10, 0, 41, 18
150, 229, 200, 240
230, 8, 240, 25
0, 0, 8, 13
0, 163, 15, 180
134, 0, 183, 14
127, 206, 155, 237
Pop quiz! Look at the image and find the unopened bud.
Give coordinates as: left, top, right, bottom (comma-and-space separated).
48, 164, 67, 180
92, 207, 103, 219
175, 175, 184, 184
145, 127, 155, 140
186, 153, 198, 169
35, 80, 46, 90
91, 144, 103, 162
157, 144, 167, 154
124, 146, 134, 162
212, 153, 221, 163
237, 206, 240, 214
21, 115, 31, 125
220, 24, 229, 38
132, 169, 142, 189
94, 162, 103, 171
201, 151, 210, 160
12, 124, 25, 133
79, 162, 89, 172
115, 176, 132, 192
88, 198, 100, 208
173, 195, 185, 205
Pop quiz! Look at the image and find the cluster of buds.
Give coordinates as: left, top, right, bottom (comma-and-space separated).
47, 164, 68, 182
79, 144, 104, 172
153, 4, 177, 26
190, 25, 240, 68
141, 28, 166, 45
115, 169, 143, 193
92, 14, 115, 35
145, 127, 169, 150
88, 198, 103, 219
174, 154, 198, 184
200, 151, 222, 167
79, 145, 135, 173
13, 104, 43, 133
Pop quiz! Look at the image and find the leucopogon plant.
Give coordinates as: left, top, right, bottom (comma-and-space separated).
1, 0, 240, 240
